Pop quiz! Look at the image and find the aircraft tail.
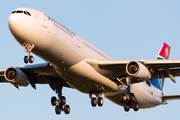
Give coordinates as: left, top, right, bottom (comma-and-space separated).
150, 43, 171, 91
156, 43, 171, 60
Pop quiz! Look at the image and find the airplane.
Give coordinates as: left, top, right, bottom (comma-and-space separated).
1, 7, 180, 115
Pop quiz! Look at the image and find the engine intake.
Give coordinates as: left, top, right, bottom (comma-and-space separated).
126, 61, 151, 81
4, 67, 29, 87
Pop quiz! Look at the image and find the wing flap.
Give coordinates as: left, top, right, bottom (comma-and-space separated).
151, 69, 180, 79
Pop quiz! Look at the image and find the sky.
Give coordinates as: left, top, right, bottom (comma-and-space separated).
1, 0, 180, 120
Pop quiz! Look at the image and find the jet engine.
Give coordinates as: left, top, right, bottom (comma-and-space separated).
126, 61, 151, 81
4, 67, 29, 87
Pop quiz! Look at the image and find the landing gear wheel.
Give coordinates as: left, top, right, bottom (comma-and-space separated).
124, 103, 130, 112
120, 93, 126, 103
24, 56, 29, 64
51, 96, 57, 106
129, 95, 135, 102
64, 105, 70, 114
29, 55, 34, 63
91, 97, 97, 107
133, 102, 139, 111
60, 96, 66, 105
98, 97, 103, 107
23, 44, 35, 64
55, 105, 62, 115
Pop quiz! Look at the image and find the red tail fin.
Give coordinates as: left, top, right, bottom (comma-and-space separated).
156, 43, 171, 60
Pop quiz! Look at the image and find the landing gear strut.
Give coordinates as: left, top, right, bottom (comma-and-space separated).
23, 44, 34, 63
120, 77, 139, 112
48, 77, 70, 115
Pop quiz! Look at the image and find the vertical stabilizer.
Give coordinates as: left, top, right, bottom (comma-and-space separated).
150, 43, 171, 91
156, 43, 171, 60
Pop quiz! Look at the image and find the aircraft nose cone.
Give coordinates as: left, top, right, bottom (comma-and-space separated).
8, 14, 27, 45
8, 14, 20, 35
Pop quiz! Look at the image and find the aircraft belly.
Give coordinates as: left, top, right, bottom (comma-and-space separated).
131, 83, 162, 108
55, 59, 120, 94
105, 83, 162, 109
54, 59, 162, 109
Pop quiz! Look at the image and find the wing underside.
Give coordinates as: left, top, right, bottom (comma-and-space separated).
0, 63, 72, 90
86, 59, 180, 85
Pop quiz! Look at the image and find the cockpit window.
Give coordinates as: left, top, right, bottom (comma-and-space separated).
11, 10, 31, 16
24, 11, 27, 15
27, 11, 31, 16
11, 11, 16, 14
16, 10, 23, 13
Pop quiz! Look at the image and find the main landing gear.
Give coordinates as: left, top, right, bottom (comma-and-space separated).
48, 78, 70, 115
119, 77, 139, 112
120, 93, 139, 112
51, 94, 70, 115
23, 44, 34, 63
90, 92, 104, 107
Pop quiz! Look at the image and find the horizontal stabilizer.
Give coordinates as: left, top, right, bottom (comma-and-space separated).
162, 95, 180, 100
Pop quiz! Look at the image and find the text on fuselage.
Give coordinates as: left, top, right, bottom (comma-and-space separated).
45, 14, 76, 37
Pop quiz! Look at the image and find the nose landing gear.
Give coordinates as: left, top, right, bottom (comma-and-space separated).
24, 55, 34, 63
23, 44, 34, 63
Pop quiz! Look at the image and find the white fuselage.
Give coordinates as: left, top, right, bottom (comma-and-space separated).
8, 8, 163, 109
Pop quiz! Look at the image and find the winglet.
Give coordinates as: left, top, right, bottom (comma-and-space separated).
156, 43, 171, 60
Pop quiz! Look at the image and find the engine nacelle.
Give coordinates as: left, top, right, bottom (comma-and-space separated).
126, 61, 151, 81
4, 67, 29, 87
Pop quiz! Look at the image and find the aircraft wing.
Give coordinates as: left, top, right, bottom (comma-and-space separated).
86, 59, 180, 84
0, 63, 71, 90
96, 59, 180, 68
